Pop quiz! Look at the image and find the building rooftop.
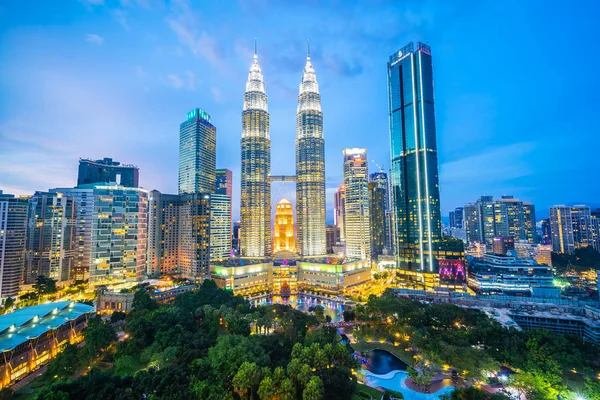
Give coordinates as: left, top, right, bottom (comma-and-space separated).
0, 301, 94, 352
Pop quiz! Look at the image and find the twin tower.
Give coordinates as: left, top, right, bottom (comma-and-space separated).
240, 45, 326, 258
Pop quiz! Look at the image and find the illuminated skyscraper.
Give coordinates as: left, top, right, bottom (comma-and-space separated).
0, 192, 28, 298
210, 193, 232, 260
343, 148, 370, 260
215, 169, 233, 197
296, 46, 326, 256
240, 47, 271, 257
549, 205, 575, 254
368, 182, 386, 257
388, 42, 442, 275
26, 192, 76, 283
179, 108, 216, 195
273, 198, 296, 253
334, 184, 346, 242
77, 157, 139, 188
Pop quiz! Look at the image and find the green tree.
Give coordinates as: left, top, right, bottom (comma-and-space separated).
258, 376, 277, 400
78, 317, 116, 363
47, 343, 79, 379
233, 362, 261, 400
114, 355, 139, 376
131, 289, 158, 311
33, 275, 58, 296
303, 376, 324, 400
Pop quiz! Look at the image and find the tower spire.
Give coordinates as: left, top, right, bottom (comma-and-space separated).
307, 39, 310, 60
254, 37, 257, 59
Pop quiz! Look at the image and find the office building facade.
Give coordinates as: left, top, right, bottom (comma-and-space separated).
26, 192, 76, 283
215, 169, 233, 197
0, 193, 28, 298
368, 182, 386, 257
77, 158, 139, 188
343, 148, 370, 260
449, 207, 464, 229
210, 193, 232, 260
549, 205, 575, 254
240, 51, 271, 257
178, 193, 211, 279
179, 108, 217, 195
89, 186, 148, 285
334, 184, 346, 242
147, 190, 180, 276
388, 42, 442, 273
296, 51, 326, 257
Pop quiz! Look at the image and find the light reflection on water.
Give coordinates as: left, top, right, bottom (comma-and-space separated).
250, 295, 345, 322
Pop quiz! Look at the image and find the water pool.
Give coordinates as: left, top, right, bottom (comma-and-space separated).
358, 349, 408, 374
362, 370, 455, 400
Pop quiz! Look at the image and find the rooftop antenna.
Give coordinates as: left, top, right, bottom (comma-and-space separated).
254, 37, 257, 59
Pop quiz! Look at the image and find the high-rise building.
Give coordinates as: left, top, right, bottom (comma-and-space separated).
325, 225, 340, 254
572, 205, 592, 249
240, 49, 271, 258
179, 108, 217, 195
296, 48, 326, 257
370, 172, 390, 251
492, 236, 514, 256
334, 185, 346, 242
178, 193, 211, 279
210, 193, 232, 260
273, 198, 296, 253
77, 158, 139, 188
89, 185, 148, 285
232, 221, 241, 253
464, 203, 483, 244
549, 205, 575, 254
49, 187, 94, 281
464, 196, 536, 246
26, 192, 76, 283
388, 42, 442, 274
0, 192, 28, 298
368, 182, 386, 257
343, 148, 370, 260
540, 218, 552, 246
215, 169, 233, 197
147, 190, 180, 276
449, 207, 464, 229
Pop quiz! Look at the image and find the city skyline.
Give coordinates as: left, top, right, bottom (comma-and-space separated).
2, 1, 600, 221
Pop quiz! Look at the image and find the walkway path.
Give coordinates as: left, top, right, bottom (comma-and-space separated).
11, 365, 47, 392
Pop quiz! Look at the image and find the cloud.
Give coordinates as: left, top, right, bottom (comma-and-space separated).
85, 34, 104, 45
166, 73, 183, 89
166, 0, 224, 67
440, 142, 535, 185
114, 10, 130, 30
164, 71, 198, 90
211, 86, 223, 103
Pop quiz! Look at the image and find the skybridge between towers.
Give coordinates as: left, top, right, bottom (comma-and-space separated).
268, 175, 296, 183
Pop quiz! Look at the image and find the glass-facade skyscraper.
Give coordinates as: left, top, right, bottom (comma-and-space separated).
388, 42, 441, 274
343, 148, 370, 261
240, 51, 271, 257
179, 108, 216, 195
77, 158, 139, 188
0, 192, 28, 298
296, 51, 326, 257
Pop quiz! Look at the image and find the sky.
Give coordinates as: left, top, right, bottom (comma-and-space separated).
1, 0, 599, 222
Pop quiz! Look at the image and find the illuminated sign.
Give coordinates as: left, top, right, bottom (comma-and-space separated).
438, 259, 466, 283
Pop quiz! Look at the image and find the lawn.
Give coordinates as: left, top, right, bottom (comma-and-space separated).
352, 382, 384, 400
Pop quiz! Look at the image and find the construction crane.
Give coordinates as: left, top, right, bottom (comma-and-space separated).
371, 160, 385, 173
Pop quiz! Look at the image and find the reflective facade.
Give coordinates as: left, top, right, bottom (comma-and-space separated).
343, 148, 370, 260
90, 186, 148, 285
179, 108, 216, 195
240, 52, 271, 257
549, 205, 575, 254
388, 42, 441, 272
273, 198, 296, 253
26, 192, 76, 283
0, 193, 28, 298
296, 52, 326, 256
77, 158, 139, 188
368, 182, 386, 257
210, 193, 232, 260
334, 184, 346, 242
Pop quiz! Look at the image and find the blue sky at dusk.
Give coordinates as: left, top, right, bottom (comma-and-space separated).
1, 0, 599, 222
